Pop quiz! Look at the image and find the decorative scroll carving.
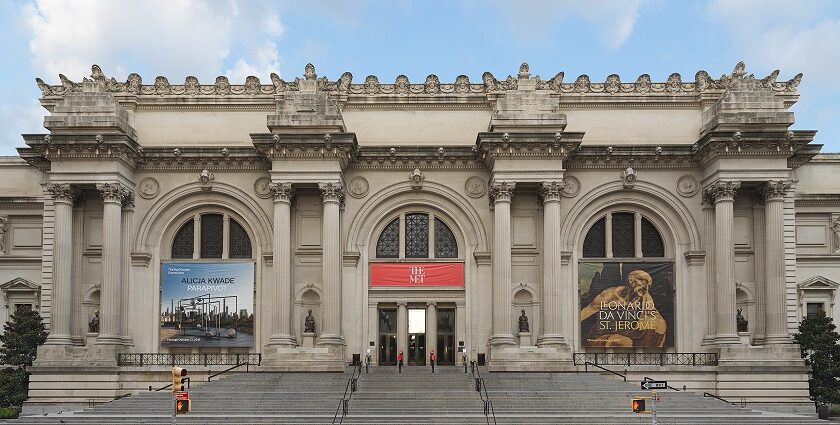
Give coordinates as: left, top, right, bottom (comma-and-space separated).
704, 181, 741, 203
46, 183, 79, 203
318, 182, 344, 203
540, 181, 564, 203
97, 183, 126, 203
762, 180, 792, 201
270, 182, 294, 203
489, 181, 516, 203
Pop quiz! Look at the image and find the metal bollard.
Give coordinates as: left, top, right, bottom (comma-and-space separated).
484, 400, 490, 416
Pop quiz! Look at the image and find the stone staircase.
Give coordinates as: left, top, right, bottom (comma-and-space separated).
3, 366, 829, 424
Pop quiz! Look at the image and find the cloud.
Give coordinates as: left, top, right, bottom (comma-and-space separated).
23, 0, 286, 83
489, 0, 649, 49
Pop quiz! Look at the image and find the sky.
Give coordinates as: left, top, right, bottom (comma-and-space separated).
1, 0, 839, 154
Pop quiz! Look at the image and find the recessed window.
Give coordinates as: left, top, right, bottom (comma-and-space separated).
374, 212, 459, 259
583, 211, 666, 259
170, 213, 252, 259
806, 302, 824, 317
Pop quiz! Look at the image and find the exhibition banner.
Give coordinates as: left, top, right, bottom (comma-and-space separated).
370, 262, 464, 287
160, 262, 254, 348
578, 262, 674, 348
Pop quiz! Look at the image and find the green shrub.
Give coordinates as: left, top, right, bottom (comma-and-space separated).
0, 406, 19, 419
794, 309, 840, 407
0, 307, 46, 408
830, 404, 840, 416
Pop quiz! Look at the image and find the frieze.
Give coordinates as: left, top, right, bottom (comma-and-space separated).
35, 62, 803, 101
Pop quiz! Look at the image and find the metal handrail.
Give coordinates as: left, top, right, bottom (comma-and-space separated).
208, 361, 252, 381
704, 392, 746, 407
583, 361, 627, 381
150, 377, 190, 392
470, 362, 497, 425
332, 361, 362, 424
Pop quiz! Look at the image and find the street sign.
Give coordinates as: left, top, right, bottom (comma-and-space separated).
641, 380, 667, 390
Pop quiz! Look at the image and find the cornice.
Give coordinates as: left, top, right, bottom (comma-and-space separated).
351, 145, 482, 170
0, 198, 43, 209
693, 130, 818, 168
565, 145, 699, 169
136, 146, 270, 171
476, 132, 584, 169
794, 194, 840, 207
251, 132, 358, 169
35, 62, 802, 105
20, 133, 140, 170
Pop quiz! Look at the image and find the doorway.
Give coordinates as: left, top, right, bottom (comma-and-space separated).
436, 308, 456, 365
407, 308, 426, 365
378, 309, 397, 365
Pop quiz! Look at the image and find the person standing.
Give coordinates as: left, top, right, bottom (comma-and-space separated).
397, 350, 404, 373
429, 350, 436, 373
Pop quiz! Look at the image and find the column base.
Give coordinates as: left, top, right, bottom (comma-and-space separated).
763, 334, 792, 345
536, 334, 568, 348
316, 333, 345, 346
715, 333, 741, 345
267, 334, 298, 347
488, 334, 516, 347
44, 335, 74, 346
95, 333, 125, 346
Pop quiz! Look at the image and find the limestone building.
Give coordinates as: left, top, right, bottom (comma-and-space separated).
1, 62, 839, 409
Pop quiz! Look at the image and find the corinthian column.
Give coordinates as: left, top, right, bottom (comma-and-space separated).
317, 182, 344, 346
762, 180, 792, 344
707, 181, 740, 345
489, 181, 516, 347
701, 192, 716, 345
96, 183, 125, 345
45, 183, 78, 345
269, 182, 296, 346
121, 189, 134, 344
539, 181, 566, 346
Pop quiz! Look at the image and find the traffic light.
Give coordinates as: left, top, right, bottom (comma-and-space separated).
171, 367, 188, 393
176, 398, 191, 414
631, 398, 646, 413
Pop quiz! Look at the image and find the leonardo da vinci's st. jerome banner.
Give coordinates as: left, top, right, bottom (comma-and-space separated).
160, 262, 254, 348
579, 262, 674, 348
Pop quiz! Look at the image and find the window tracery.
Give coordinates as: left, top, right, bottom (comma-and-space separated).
434, 218, 457, 258
376, 218, 400, 258
582, 211, 666, 259
170, 213, 252, 260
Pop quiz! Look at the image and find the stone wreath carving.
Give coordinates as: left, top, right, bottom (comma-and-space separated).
561, 176, 581, 198
348, 176, 370, 199
464, 176, 487, 199
676, 175, 699, 198
254, 177, 272, 199
137, 177, 160, 199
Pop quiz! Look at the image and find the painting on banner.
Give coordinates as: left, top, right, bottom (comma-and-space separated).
579, 262, 674, 348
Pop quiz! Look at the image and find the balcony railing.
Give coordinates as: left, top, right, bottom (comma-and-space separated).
573, 352, 718, 366
117, 353, 261, 367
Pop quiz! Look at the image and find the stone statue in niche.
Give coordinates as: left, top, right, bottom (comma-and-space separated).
0, 216, 7, 255
831, 217, 840, 254
736, 308, 748, 333
518, 309, 529, 333
304, 309, 316, 333
88, 310, 100, 333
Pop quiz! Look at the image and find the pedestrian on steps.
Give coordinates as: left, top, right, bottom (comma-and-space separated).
397, 350, 404, 373
430, 350, 436, 373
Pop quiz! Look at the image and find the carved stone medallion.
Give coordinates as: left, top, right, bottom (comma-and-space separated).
676, 175, 699, 198
464, 176, 486, 198
254, 177, 272, 199
348, 176, 370, 199
562, 176, 581, 198
137, 177, 160, 199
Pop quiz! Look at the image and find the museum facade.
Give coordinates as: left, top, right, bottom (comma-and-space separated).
1, 62, 839, 409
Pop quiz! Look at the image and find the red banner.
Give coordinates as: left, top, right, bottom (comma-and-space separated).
370, 263, 464, 287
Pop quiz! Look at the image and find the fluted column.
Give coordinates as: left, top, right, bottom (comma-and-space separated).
426, 302, 437, 357
317, 182, 344, 346
96, 183, 125, 345
708, 181, 741, 344
269, 182, 296, 346
45, 183, 78, 345
539, 181, 566, 346
752, 196, 766, 344
701, 193, 716, 345
763, 180, 792, 344
397, 301, 408, 356
489, 181, 516, 347
120, 190, 134, 344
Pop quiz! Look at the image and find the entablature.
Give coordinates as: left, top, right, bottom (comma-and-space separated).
251, 132, 358, 171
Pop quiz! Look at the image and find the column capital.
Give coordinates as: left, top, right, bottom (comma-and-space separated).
539, 180, 564, 203
46, 183, 80, 204
318, 182, 344, 203
426, 301, 437, 307
704, 180, 740, 203
397, 301, 408, 307
270, 182, 294, 203
122, 188, 135, 210
761, 180, 792, 202
96, 183, 128, 204
489, 181, 516, 204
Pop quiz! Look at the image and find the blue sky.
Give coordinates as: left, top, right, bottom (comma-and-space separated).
1, 0, 839, 154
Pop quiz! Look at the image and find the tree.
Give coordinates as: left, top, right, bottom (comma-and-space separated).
0, 306, 47, 408
794, 309, 840, 406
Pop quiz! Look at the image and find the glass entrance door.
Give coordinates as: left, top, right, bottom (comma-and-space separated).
437, 308, 456, 365
378, 309, 397, 365
407, 308, 426, 365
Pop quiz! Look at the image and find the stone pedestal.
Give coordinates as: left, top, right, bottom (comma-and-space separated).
518, 332, 532, 347
261, 345, 345, 371
737, 332, 751, 346
488, 345, 573, 371
301, 332, 315, 348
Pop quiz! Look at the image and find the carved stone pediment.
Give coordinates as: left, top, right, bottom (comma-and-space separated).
1, 277, 41, 308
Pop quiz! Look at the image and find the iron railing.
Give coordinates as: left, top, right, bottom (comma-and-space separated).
332, 362, 363, 424
573, 352, 717, 366
470, 361, 497, 425
118, 353, 262, 367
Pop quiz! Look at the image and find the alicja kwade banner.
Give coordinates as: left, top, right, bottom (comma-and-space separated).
578, 262, 674, 348
160, 262, 255, 348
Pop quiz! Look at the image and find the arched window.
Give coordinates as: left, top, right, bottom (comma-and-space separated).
374, 212, 459, 259
582, 211, 665, 259
170, 213, 253, 259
